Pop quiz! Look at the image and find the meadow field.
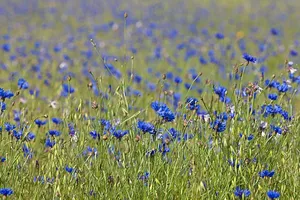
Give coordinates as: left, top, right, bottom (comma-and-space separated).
0, 0, 300, 199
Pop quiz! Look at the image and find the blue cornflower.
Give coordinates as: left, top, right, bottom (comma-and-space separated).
137, 120, 156, 134
4, 122, 15, 132
61, 83, 75, 96
158, 143, 170, 156
247, 134, 254, 141
280, 110, 291, 121
0, 88, 14, 100
53, 44, 62, 52
22, 144, 33, 159
259, 170, 275, 178
68, 123, 76, 137
174, 76, 182, 84
270, 125, 282, 134
0, 188, 13, 196
234, 187, 251, 198
100, 119, 112, 130
267, 190, 280, 199
184, 83, 192, 90
52, 117, 62, 125
89, 130, 100, 139
243, 53, 257, 63
138, 171, 150, 186
18, 78, 29, 89
265, 80, 280, 88
0, 102, 6, 112
0, 157, 6, 162
13, 130, 22, 140
277, 82, 289, 93
215, 32, 224, 39
13, 110, 21, 122
270, 28, 280, 36
138, 172, 150, 181
166, 72, 173, 79
48, 130, 61, 137
211, 118, 226, 133
34, 119, 47, 127
65, 165, 75, 174
268, 93, 278, 100
113, 130, 129, 140
151, 101, 175, 122
261, 104, 283, 117
158, 133, 171, 144
199, 56, 207, 65
186, 97, 200, 111
83, 146, 98, 157
45, 138, 55, 148
290, 50, 298, 57
214, 85, 227, 99
2, 44, 11, 52
26, 132, 36, 141
169, 128, 181, 141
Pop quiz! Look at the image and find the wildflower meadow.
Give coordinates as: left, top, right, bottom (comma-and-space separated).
0, 0, 300, 199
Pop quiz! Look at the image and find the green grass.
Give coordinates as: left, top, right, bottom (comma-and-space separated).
1, 0, 300, 199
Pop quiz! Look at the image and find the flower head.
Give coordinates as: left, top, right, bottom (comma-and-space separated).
26, 132, 36, 141
215, 32, 224, 39
0, 88, 14, 100
0, 188, 13, 196
277, 82, 289, 93
137, 120, 156, 134
18, 78, 29, 89
65, 165, 75, 174
186, 97, 200, 111
243, 53, 257, 63
45, 138, 55, 148
0, 157, 6, 163
268, 94, 278, 101
22, 144, 33, 159
151, 101, 175, 122
61, 83, 75, 96
52, 117, 62, 125
113, 130, 129, 140
34, 119, 47, 127
259, 170, 275, 178
234, 187, 251, 198
48, 130, 61, 137
89, 130, 100, 139
267, 190, 280, 199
